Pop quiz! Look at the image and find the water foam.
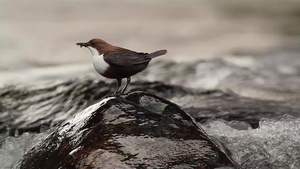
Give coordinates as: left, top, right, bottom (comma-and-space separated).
202, 116, 300, 169
0, 132, 49, 169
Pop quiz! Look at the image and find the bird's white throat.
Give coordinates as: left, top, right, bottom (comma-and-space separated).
87, 46, 109, 74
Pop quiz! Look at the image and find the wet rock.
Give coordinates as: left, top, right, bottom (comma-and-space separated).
20, 92, 237, 169
1, 79, 300, 135
0, 79, 192, 134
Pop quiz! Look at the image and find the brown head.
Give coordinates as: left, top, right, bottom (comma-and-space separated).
76, 38, 116, 55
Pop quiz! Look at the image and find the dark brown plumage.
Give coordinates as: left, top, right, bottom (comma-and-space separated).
77, 38, 167, 94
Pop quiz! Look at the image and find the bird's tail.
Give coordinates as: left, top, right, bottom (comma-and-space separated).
148, 50, 167, 58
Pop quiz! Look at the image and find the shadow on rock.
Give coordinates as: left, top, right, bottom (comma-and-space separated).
20, 91, 238, 169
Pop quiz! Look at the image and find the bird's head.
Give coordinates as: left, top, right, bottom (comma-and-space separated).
76, 38, 112, 55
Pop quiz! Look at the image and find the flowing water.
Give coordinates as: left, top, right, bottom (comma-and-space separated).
1, 110, 299, 168
1, 0, 300, 168
0, 56, 299, 168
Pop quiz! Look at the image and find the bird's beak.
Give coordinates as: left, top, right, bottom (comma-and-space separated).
76, 42, 90, 48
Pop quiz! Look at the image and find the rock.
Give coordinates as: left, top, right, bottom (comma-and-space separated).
1, 79, 300, 135
0, 79, 192, 134
20, 92, 237, 169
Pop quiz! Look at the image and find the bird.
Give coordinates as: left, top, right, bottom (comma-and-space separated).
76, 38, 167, 94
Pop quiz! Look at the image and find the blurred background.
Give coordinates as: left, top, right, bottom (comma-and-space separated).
1, 0, 300, 70
1, 0, 300, 100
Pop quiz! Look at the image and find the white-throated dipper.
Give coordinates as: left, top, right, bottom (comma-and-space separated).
76, 38, 167, 94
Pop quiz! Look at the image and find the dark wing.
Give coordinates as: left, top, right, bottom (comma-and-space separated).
103, 49, 151, 66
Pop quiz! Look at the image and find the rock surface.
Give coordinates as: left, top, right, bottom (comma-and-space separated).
20, 92, 237, 169
1, 79, 300, 135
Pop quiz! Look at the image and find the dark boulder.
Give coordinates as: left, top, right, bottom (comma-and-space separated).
20, 92, 237, 169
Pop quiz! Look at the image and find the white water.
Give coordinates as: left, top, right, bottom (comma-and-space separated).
0, 132, 49, 169
202, 116, 300, 169
0, 117, 299, 168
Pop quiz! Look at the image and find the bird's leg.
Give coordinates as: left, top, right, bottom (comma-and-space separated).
114, 78, 122, 94
120, 77, 131, 94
